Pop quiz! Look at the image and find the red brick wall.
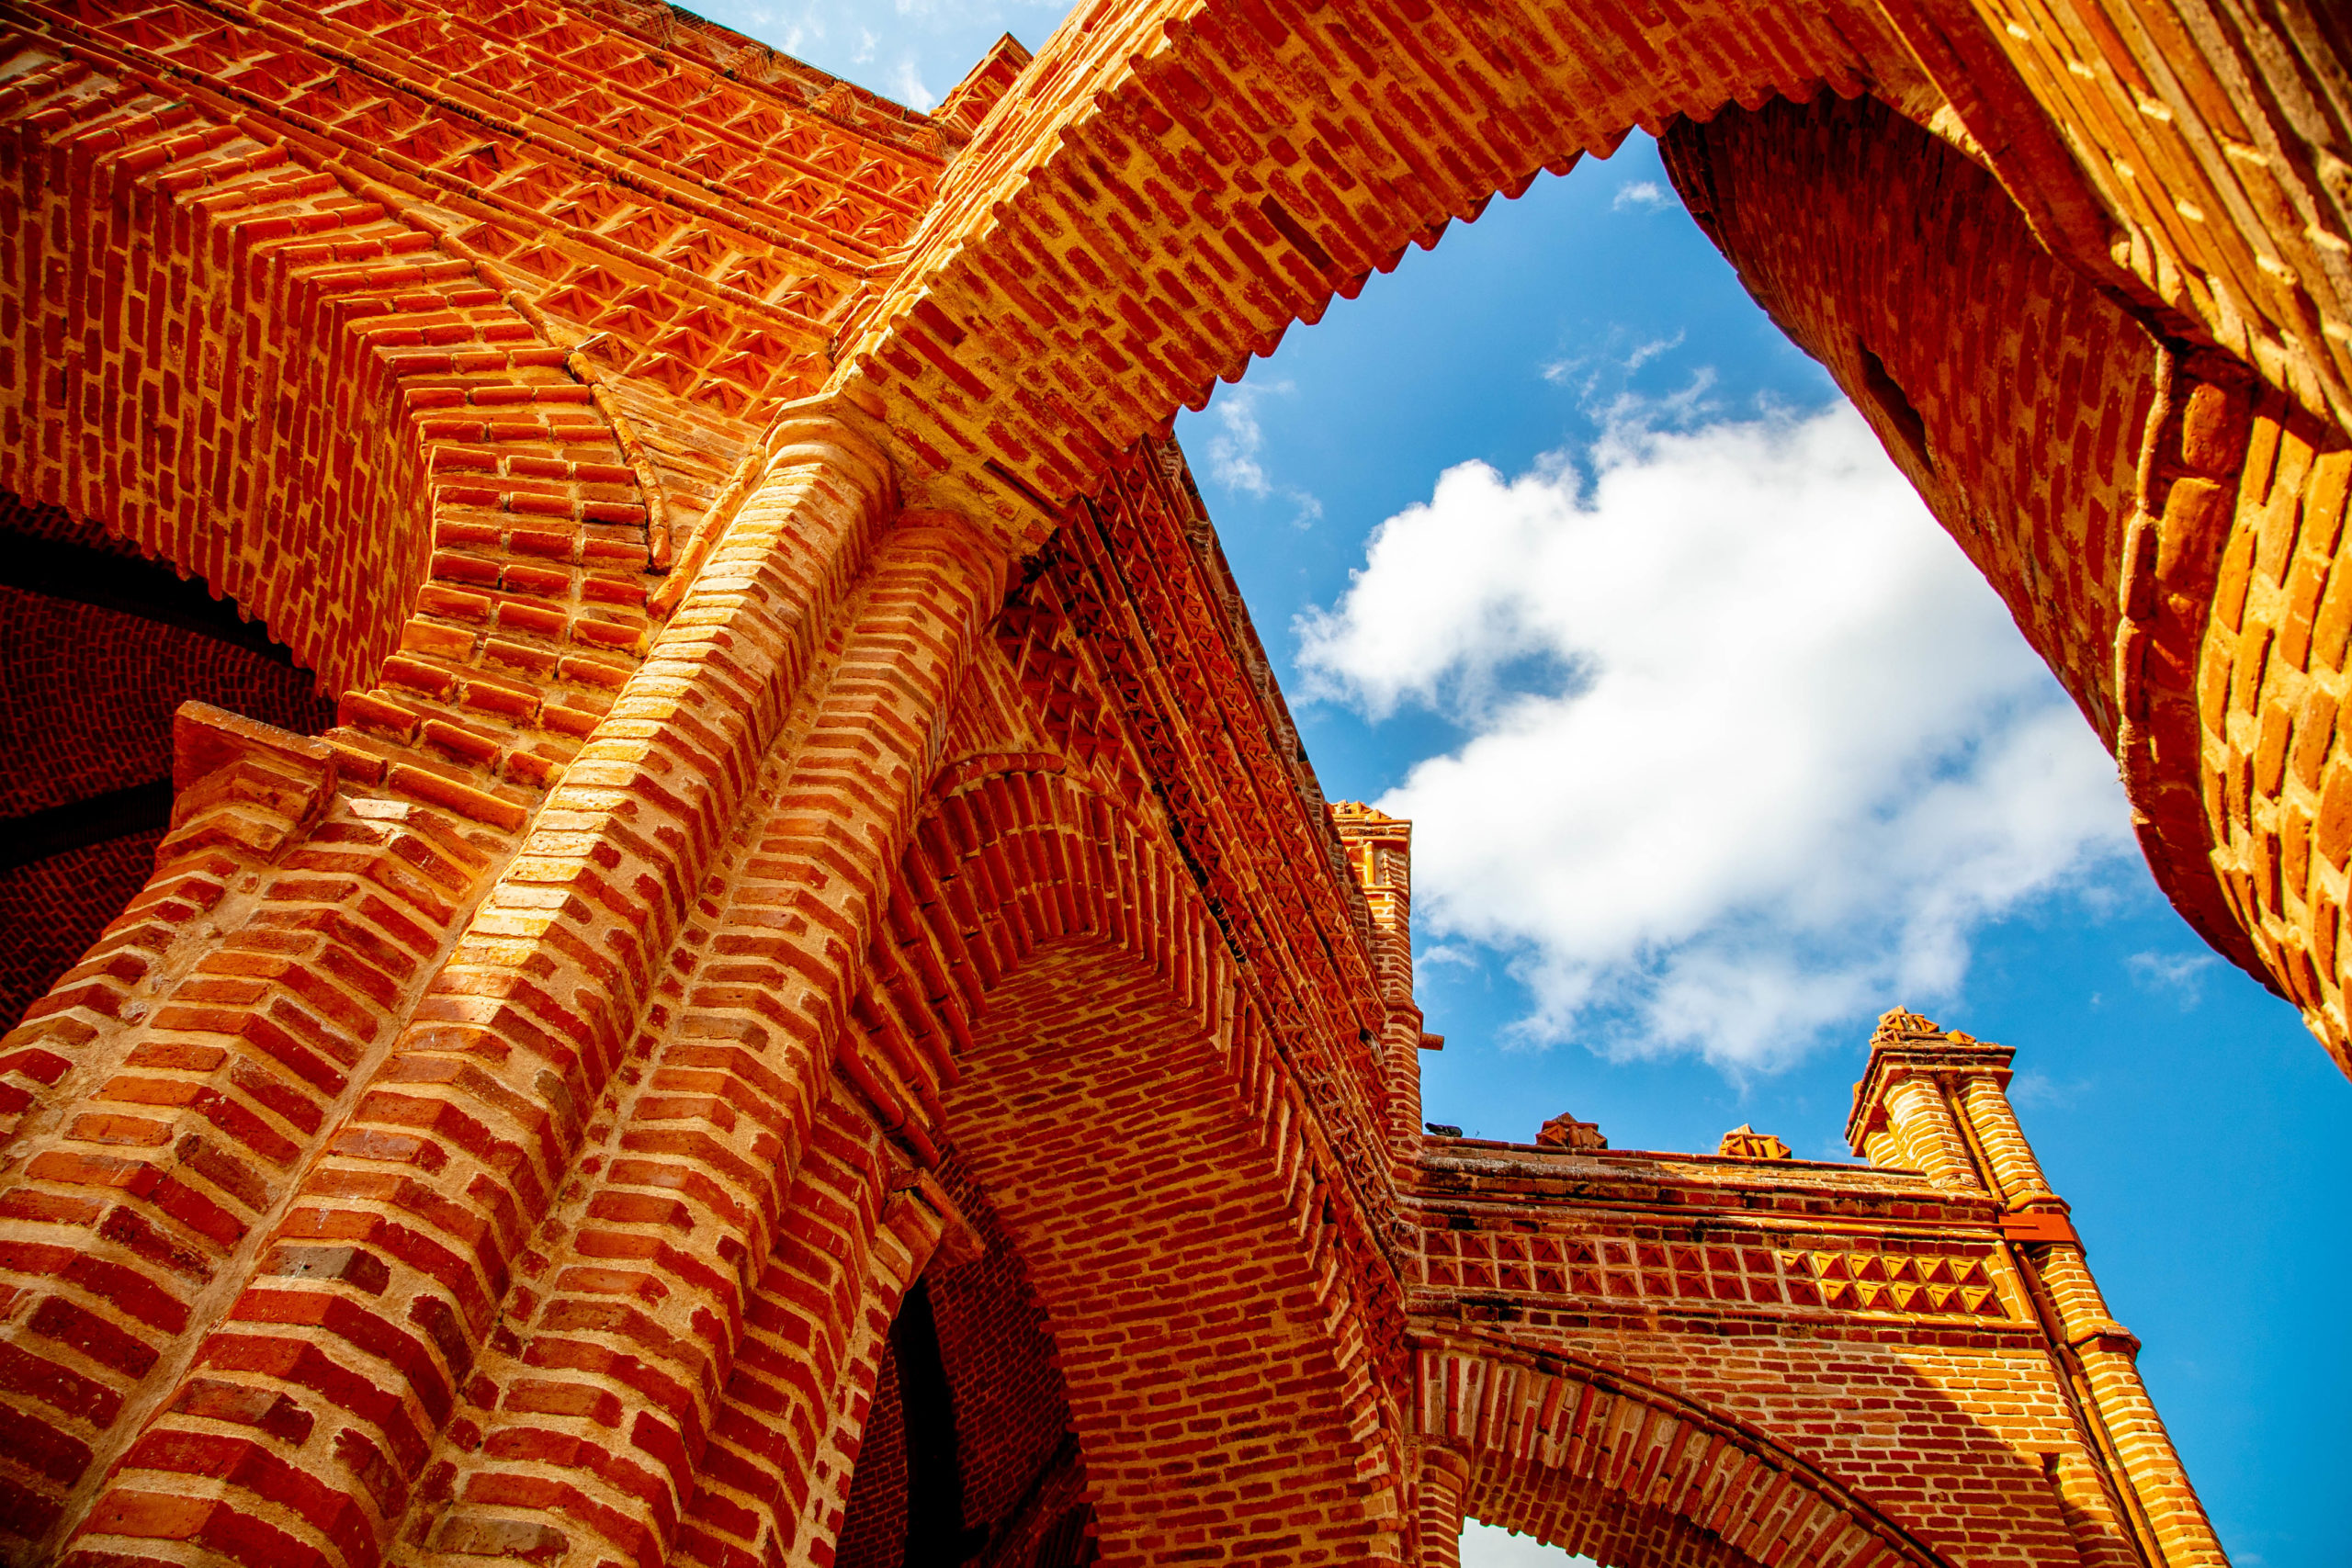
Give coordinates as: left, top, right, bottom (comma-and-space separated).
941, 942, 1398, 1565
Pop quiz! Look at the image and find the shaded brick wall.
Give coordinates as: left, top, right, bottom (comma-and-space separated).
1662, 91, 2155, 749
0, 2, 2306, 1565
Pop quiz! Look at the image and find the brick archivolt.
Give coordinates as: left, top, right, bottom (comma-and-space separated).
827, 0, 1939, 541
870, 759, 1408, 1448
936, 942, 1403, 1563
1419, 1341, 1947, 1568
1913, 0, 2352, 434
831, 0, 2349, 545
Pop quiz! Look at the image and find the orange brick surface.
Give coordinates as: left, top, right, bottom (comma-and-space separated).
1, 0, 2333, 1562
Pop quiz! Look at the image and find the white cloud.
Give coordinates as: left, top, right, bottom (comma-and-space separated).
1203, 381, 1323, 526
1613, 179, 1671, 210
2126, 949, 2217, 1008
1461, 1520, 1593, 1567
888, 57, 937, 110
1297, 400, 2132, 1069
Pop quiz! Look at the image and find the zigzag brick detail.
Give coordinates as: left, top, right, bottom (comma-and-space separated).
2, 0, 2317, 1562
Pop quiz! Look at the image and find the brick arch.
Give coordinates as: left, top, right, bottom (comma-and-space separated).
1, 35, 662, 807
821, 0, 2352, 1066
828, 0, 1963, 542
1650, 88, 2301, 1009
862, 756, 1408, 1564
1422, 1340, 1951, 1568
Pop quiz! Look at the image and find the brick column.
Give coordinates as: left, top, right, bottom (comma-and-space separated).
61, 412, 901, 1568
391, 512, 1009, 1568
1331, 807, 1429, 1163
1953, 1080, 2228, 1568
1408, 1445, 1471, 1568
1844, 1013, 1983, 1190
1850, 1010, 2226, 1568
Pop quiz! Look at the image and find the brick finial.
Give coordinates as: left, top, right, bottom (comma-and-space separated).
1535, 1111, 1608, 1151
1716, 1124, 1792, 1159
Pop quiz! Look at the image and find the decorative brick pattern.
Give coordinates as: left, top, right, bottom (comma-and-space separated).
0, 2, 2308, 1565
666, 1095, 913, 1568
1427, 1347, 1953, 1568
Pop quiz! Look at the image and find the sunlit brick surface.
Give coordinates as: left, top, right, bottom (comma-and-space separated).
2, 0, 2334, 1562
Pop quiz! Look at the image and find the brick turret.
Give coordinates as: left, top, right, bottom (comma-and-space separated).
1850, 1010, 2224, 1568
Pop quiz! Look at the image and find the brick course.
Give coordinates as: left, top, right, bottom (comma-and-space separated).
0, 0, 2324, 1563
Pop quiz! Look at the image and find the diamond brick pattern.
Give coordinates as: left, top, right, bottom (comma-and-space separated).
0, 0, 2324, 1564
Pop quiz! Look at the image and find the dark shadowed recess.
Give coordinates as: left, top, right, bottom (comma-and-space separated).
835, 1155, 1097, 1568
0, 491, 337, 1025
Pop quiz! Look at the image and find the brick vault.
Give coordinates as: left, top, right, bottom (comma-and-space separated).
0, 0, 2340, 1563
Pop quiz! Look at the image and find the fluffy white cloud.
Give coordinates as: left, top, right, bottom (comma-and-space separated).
1460, 1520, 1593, 1566
1203, 381, 1323, 525
1612, 179, 1672, 210
1297, 402, 2132, 1068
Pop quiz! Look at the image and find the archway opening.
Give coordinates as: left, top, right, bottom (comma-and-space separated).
832, 1155, 1091, 1568
0, 490, 336, 1024
838, 924, 1398, 1566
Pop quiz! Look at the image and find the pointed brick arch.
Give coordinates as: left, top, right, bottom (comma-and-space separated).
1, 34, 662, 802
1423, 1341, 1952, 1568
851, 756, 1409, 1564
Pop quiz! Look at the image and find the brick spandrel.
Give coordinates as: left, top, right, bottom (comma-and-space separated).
0, 0, 2322, 1562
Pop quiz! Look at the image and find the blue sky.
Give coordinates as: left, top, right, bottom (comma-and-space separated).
694, 6, 2350, 1562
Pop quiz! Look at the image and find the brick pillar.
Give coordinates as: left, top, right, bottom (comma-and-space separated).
1330, 806, 1429, 1160
1849, 1010, 2226, 1568
0, 705, 509, 1562
391, 512, 1009, 1568
61, 413, 902, 1568
1844, 1012, 1984, 1190
1408, 1445, 1470, 1568
1952, 1080, 2229, 1568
